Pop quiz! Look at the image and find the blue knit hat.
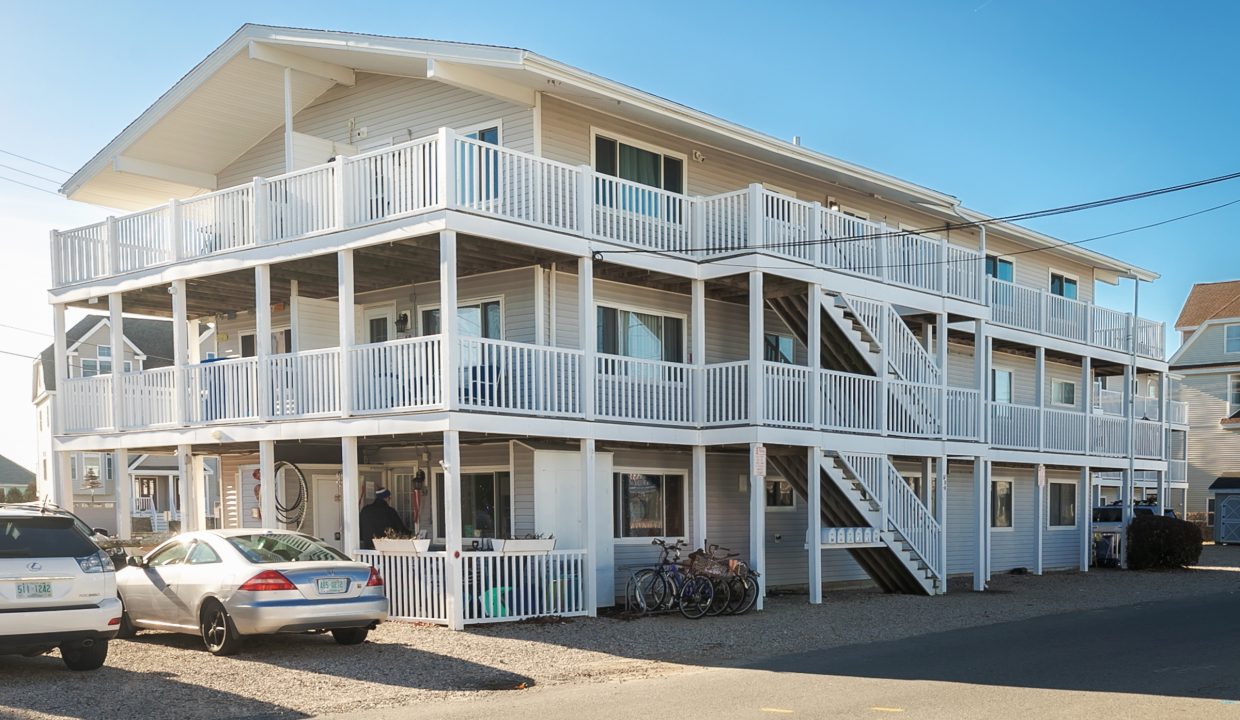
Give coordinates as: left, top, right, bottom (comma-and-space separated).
375, 488, 392, 500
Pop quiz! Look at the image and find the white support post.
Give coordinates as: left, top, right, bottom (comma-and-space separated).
808, 201, 823, 264
985, 463, 993, 583
176, 444, 193, 532
978, 226, 988, 302
748, 271, 764, 426
581, 437, 598, 617
1034, 464, 1045, 576
1035, 346, 1046, 451
936, 312, 948, 439
109, 293, 124, 430
440, 233, 458, 411
747, 183, 764, 249
576, 165, 593, 238
171, 280, 188, 425
748, 442, 766, 611
534, 266, 546, 347
443, 430, 465, 630
338, 250, 355, 416
878, 310, 890, 436
692, 445, 707, 548
259, 440, 277, 529
54, 452, 73, 511
1080, 466, 1091, 571
975, 320, 988, 442
938, 236, 949, 294
579, 255, 595, 420
252, 177, 268, 245
288, 279, 300, 354
106, 216, 119, 276
807, 446, 823, 604
1156, 470, 1166, 518
341, 436, 360, 553
692, 279, 706, 425
114, 448, 131, 539
1121, 364, 1135, 568
807, 283, 822, 430
52, 303, 67, 437
255, 265, 272, 420
937, 455, 948, 594
973, 457, 986, 591
332, 155, 348, 230
169, 198, 184, 262
283, 66, 294, 174
437, 128, 457, 210
1082, 356, 1092, 449
191, 454, 207, 531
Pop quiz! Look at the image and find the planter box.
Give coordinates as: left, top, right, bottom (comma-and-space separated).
373, 538, 431, 553
491, 538, 556, 553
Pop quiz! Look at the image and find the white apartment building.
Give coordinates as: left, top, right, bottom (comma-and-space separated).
44, 25, 1186, 628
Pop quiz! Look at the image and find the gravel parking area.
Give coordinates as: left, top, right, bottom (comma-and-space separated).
4, 546, 1239, 720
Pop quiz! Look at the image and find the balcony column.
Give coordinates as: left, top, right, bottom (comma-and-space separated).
936, 455, 948, 594
338, 250, 355, 416
259, 440, 277, 530
807, 283, 822, 430
1079, 466, 1091, 571
288, 279, 300, 354
443, 430, 465, 630
283, 67, 294, 174
1081, 356, 1092, 450
692, 279, 706, 425
1156, 470, 1166, 517
748, 271, 764, 426
341, 436, 360, 553
978, 225, 988, 303
113, 448, 131, 539
579, 255, 595, 420
748, 442, 766, 611
975, 319, 987, 442
109, 293, 124, 431
176, 444, 194, 532
54, 452, 73, 511
190, 454, 208, 531
171, 280, 188, 425
1035, 346, 1045, 451
936, 312, 947, 440
255, 264, 273, 420
973, 457, 986, 591
1120, 364, 1135, 569
807, 446, 822, 604
692, 445, 707, 549
581, 437, 598, 617
440, 232, 459, 411
1034, 464, 1045, 576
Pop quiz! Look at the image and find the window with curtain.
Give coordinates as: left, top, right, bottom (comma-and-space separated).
991, 479, 1013, 528
594, 134, 685, 220
1051, 379, 1076, 406
764, 333, 795, 364
422, 301, 502, 339
1049, 482, 1076, 527
1050, 273, 1078, 300
613, 472, 685, 538
985, 255, 1014, 282
992, 369, 1013, 404
434, 471, 511, 540
765, 478, 794, 508
596, 306, 683, 362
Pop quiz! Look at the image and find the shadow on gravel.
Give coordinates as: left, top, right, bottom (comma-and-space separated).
0, 654, 304, 720
131, 630, 534, 692
750, 591, 1240, 701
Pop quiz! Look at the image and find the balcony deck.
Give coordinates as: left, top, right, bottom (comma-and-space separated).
51, 129, 1164, 361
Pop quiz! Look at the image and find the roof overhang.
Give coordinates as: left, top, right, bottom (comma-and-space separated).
62, 24, 1159, 280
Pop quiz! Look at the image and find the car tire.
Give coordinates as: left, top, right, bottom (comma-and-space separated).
200, 600, 243, 656
60, 639, 108, 671
116, 596, 138, 639
330, 627, 369, 646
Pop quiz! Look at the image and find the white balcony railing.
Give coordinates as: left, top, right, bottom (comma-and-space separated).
1169, 400, 1189, 425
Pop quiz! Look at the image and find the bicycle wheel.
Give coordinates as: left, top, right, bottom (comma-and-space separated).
705, 577, 731, 616
678, 575, 714, 620
735, 574, 760, 615
723, 576, 747, 615
625, 570, 651, 613
640, 570, 670, 612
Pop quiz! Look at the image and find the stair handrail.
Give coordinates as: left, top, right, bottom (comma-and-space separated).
882, 458, 943, 580
884, 306, 940, 385
835, 294, 883, 347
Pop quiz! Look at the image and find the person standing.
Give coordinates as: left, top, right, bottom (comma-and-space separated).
358, 488, 410, 550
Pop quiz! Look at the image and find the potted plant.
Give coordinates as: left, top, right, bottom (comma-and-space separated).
493, 534, 556, 553
372, 528, 431, 554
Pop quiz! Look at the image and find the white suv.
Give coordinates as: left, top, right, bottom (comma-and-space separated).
0, 504, 122, 670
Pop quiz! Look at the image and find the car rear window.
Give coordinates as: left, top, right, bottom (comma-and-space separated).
0, 516, 98, 558
226, 534, 348, 564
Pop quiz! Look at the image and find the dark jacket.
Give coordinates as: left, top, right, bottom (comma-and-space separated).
358, 499, 410, 550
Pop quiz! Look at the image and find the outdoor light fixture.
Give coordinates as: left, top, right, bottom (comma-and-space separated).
395, 312, 410, 334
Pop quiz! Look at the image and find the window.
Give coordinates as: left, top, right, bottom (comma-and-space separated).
1230, 375, 1240, 417
985, 255, 1014, 283
764, 333, 795, 364
1051, 379, 1077, 407
1227, 325, 1240, 354
146, 542, 188, 567
597, 306, 684, 362
460, 123, 500, 201
613, 472, 685, 538
186, 541, 221, 565
991, 479, 1013, 529
239, 329, 291, 357
1048, 482, 1076, 527
1050, 272, 1078, 300
434, 471, 512, 540
594, 134, 684, 194
422, 301, 502, 339
765, 478, 794, 509
1208, 497, 1216, 527
992, 369, 1013, 404
368, 317, 390, 344
226, 534, 346, 563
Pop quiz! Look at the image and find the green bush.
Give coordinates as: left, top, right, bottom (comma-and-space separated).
1127, 514, 1203, 570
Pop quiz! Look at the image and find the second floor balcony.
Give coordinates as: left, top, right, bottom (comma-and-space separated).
51, 129, 1165, 361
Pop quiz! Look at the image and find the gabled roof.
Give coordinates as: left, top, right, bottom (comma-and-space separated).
1209, 477, 1240, 491
0, 455, 34, 488
1175, 280, 1240, 331
60, 24, 1158, 282
36, 316, 174, 395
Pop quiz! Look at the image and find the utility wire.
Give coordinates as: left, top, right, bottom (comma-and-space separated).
0, 148, 70, 175
0, 162, 62, 185
0, 174, 62, 197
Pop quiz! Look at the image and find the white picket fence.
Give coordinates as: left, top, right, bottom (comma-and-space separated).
353, 550, 449, 623
460, 550, 588, 624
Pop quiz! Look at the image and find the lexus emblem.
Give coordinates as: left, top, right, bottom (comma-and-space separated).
27, 561, 41, 571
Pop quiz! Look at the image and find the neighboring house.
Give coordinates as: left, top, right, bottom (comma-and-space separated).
45, 25, 1183, 629
32, 315, 218, 531
1170, 280, 1240, 528
0, 455, 35, 500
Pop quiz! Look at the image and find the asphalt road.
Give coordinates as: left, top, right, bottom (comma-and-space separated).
325, 591, 1240, 720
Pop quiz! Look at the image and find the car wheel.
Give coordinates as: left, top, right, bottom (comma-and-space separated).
60, 639, 108, 671
330, 627, 369, 646
200, 600, 243, 656
115, 596, 138, 639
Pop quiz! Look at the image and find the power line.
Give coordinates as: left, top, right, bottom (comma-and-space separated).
0, 162, 61, 185
0, 174, 62, 197
0, 148, 70, 175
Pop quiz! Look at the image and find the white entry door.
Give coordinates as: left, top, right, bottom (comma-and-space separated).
313, 475, 344, 548
533, 450, 614, 604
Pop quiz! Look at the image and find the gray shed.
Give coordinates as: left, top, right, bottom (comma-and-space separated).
1208, 477, 1240, 544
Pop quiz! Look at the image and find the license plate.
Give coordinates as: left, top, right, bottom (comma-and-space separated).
316, 577, 348, 595
16, 582, 52, 599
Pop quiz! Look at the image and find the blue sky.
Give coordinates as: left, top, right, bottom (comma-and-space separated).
0, 0, 1236, 468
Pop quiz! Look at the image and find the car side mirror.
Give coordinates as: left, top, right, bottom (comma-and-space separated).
126, 555, 144, 568
92, 527, 111, 537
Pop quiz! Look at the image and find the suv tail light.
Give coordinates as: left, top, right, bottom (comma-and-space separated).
366, 567, 384, 587
77, 549, 114, 574
239, 570, 296, 592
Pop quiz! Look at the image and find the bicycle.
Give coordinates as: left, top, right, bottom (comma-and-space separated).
625, 538, 687, 614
